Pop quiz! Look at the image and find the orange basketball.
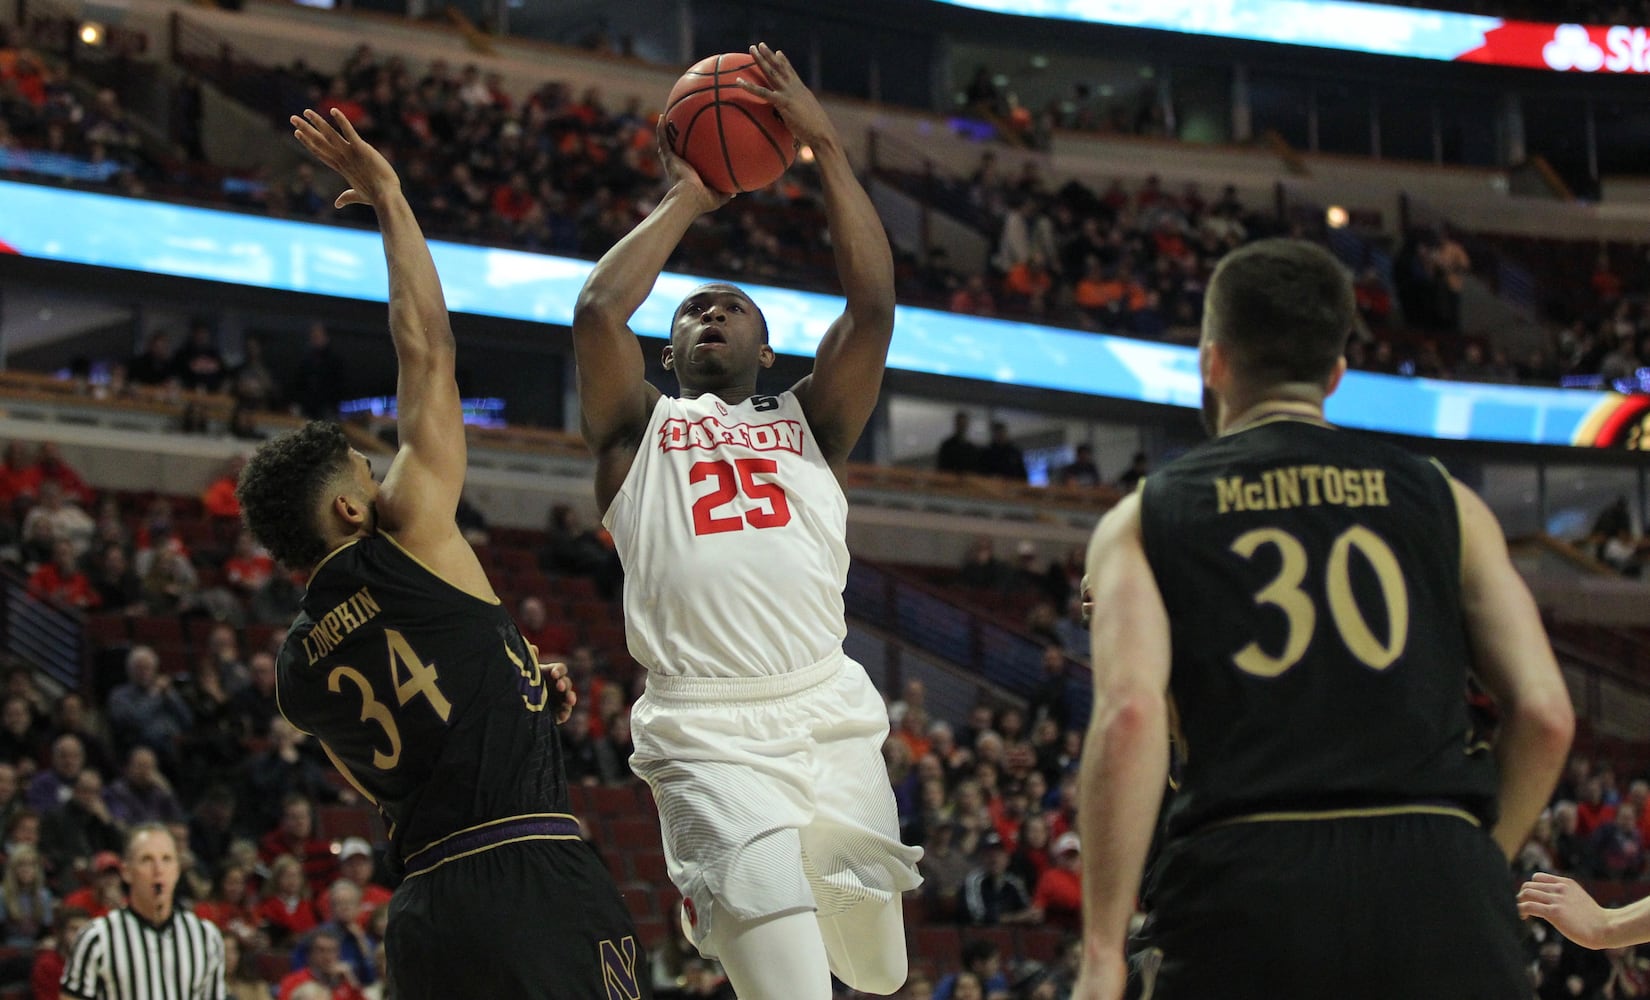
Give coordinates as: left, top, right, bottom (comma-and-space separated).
663, 52, 798, 194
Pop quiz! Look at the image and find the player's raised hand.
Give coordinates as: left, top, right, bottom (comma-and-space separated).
1519, 872, 1613, 949
656, 117, 732, 215
289, 107, 400, 211
735, 42, 835, 149
545, 661, 577, 725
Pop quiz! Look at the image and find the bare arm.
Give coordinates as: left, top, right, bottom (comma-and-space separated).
292, 110, 488, 590
1452, 479, 1573, 859
1075, 493, 1171, 1000
738, 44, 895, 466
572, 129, 728, 511
1520, 873, 1650, 949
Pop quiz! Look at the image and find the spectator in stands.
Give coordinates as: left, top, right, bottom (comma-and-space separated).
231, 336, 279, 413
1577, 776, 1617, 836
929, 721, 973, 787
1353, 266, 1391, 329
49, 693, 113, 779
221, 933, 268, 1000
1030, 831, 1082, 931
202, 456, 246, 523
933, 940, 1010, 1000
1435, 228, 1471, 332
251, 570, 305, 627
30, 904, 90, 1000
171, 321, 227, 393
0, 763, 21, 837
937, 411, 982, 475
105, 746, 184, 827
258, 854, 318, 946
106, 645, 193, 760
195, 862, 260, 945
242, 724, 338, 840
1552, 800, 1587, 873
28, 538, 99, 609
0, 842, 52, 945
959, 537, 1008, 590
3, 809, 40, 860
295, 879, 378, 987
21, 481, 95, 558
293, 323, 346, 420
59, 850, 123, 920
948, 273, 996, 317
960, 830, 1035, 926
0, 697, 45, 773
561, 707, 620, 786
1001, 252, 1055, 318
278, 926, 366, 1000
126, 332, 175, 389
88, 543, 144, 615
231, 650, 279, 740
1591, 803, 1645, 880
26, 734, 85, 813
1117, 450, 1148, 489
41, 768, 122, 882
315, 838, 389, 929
1054, 444, 1100, 488
979, 422, 1027, 481
1027, 646, 1072, 732
994, 198, 1058, 276
540, 504, 622, 598
916, 821, 969, 916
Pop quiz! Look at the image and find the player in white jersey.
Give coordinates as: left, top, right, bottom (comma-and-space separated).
572, 42, 920, 1000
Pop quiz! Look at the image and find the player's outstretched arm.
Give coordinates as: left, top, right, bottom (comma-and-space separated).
573, 125, 729, 510
738, 43, 895, 467
1452, 479, 1574, 860
290, 108, 463, 548
1074, 493, 1171, 1000
1520, 873, 1650, 950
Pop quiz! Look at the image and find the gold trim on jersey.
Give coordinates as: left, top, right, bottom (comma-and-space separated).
379, 531, 502, 607
401, 833, 584, 880
1206, 803, 1480, 830
307, 538, 363, 588
405, 812, 579, 861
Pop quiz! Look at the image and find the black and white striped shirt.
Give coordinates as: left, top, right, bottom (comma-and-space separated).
61, 907, 226, 1000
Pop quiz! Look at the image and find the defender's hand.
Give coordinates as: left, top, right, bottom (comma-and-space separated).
545, 661, 576, 724
290, 107, 401, 210
657, 118, 733, 214
734, 42, 835, 150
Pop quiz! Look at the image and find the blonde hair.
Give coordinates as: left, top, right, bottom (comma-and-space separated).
2, 844, 47, 924
263, 856, 309, 900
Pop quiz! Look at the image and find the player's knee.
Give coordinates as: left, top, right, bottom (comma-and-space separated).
843, 949, 908, 996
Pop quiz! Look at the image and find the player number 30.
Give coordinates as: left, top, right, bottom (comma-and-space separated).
1228, 525, 1410, 677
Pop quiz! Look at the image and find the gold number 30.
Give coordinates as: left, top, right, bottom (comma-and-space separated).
1229, 525, 1410, 677
328, 628, 451, 770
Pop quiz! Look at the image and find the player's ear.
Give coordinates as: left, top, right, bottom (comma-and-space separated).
757, 344, 775, 369
1323, 355, 1348, 399
660, 344, 675, 371
333, 493, 366, 527
1205, 338, 1230, 387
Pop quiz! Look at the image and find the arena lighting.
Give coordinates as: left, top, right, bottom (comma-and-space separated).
77, 21, 105, 46
928, 0, 1650, 74
0, 178, 1643, 449
1326, 206, 1350, 229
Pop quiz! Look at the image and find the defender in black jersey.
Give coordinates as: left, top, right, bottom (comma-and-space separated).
236, 109, 646, 1000
1072, 239, 1573, 1000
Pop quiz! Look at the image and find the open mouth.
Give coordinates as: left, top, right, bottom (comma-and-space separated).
698, 327, 727, 345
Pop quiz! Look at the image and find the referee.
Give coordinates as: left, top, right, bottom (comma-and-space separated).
61, 822, 226, 1000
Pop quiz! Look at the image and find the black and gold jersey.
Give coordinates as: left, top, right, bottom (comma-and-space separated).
276, 533, 566, 867
1139, 415, 1496, 839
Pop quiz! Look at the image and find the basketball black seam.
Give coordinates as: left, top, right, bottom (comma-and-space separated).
677, 102, 716, 166
713, 53, 739, 194
664, 82, 718, 116
723, 103, 790, 185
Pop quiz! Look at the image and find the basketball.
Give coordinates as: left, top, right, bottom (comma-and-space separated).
664, 52, 798, 194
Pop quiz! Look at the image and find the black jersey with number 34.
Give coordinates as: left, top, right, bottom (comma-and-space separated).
1139, 416, 1498, 839
275, 533, 566, 866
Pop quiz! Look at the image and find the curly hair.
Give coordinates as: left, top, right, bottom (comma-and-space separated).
236, 421, 351, 570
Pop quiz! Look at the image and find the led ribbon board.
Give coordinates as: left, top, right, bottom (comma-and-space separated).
0, 179, 1641, 448
930, 0, 1650, 74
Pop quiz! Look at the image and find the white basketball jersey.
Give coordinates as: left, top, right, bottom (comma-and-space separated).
603, 390, 850, 678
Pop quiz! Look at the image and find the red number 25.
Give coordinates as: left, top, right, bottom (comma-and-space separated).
690, 459, 792, 535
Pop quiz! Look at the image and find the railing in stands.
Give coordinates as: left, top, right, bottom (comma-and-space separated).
845, 561, 1092, 727
167, 11, 302, 130
0, 569, 85, 693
